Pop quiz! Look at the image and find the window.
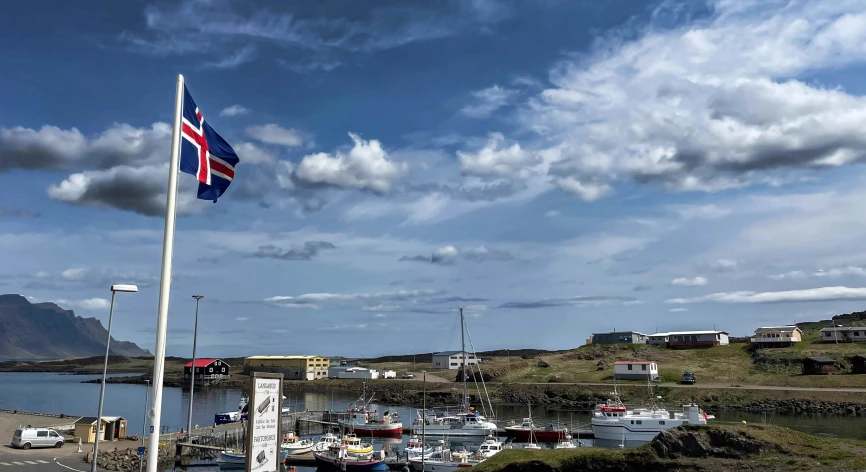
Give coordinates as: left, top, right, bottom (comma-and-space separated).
627, 364, 633, 370
50, 431, 59, 437
855, 332, 861, 336
659, 421, 665, 425
636, 420, 642, 424
641, 365, 647, 370
37, 431, 47, 438
825, 332, 831, 337
450, 363, 458, 366
208, 367, 213, 373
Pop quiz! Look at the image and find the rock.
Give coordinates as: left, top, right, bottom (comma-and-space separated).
537, 360, 550, 368
548, 374, 562, 383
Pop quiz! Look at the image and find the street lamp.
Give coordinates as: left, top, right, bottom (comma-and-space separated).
139, 379, 150, 472
92, 284, 138, 472
187, 295, 204, 438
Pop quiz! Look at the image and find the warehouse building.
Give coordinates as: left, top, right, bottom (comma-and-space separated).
243, 355, 330, 380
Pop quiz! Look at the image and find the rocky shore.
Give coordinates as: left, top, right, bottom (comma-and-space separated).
84, 447, 174, 472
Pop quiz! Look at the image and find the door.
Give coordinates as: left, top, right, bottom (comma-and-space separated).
35, 430, 49, 447
49, 430, 62, 446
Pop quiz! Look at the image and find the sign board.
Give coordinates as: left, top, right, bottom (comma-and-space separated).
245, 372, 283, 472
137, 447, 145, 457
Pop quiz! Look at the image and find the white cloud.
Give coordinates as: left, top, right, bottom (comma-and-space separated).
245, 124, 304, 147
515, 1, 866, 199
667, 286, 866, 304
457, 133, 540, 177
220, 105, 250, 117
56, 298, 111, 311
203, 44, 257, 69
233, 142, 276, 165
235, 317, 249, 321
374, 313, 387, 319
294, 133, 407, 193
61, 268, 89, 281
770, 266, 866, 280
671, 276, 708, 287
265, 289, 439, 309
669, 204, 731, 220
461, 85, 518, 118
708, 259, 738, 272
669, 308, 688, 312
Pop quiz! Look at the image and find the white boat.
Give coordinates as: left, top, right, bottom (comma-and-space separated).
217, 448, 288, 464
339, 381, 403, 437
411, 409, 497, 437
214, 393, 250, 425
281, 432, 313, 456
554, 434, 576, 449
312, 432, 342, 452
408, 442, 482, 471
591, 388, 713, 442
405, 435, 433, 458
475, 435, 503, 459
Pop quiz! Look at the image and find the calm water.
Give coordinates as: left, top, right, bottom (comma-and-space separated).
1, 373, 863, 472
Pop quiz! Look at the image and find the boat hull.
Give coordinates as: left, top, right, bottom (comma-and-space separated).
282, 445, 312, 456
409, 459, 477, 471
503, 427, 568, 442
313, 452, 387, 471
591, 422, 669, 442
410, 426, 495, 437
341, 423, 403, 438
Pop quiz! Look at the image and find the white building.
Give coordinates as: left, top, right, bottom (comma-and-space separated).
432, 351, 479, 370
647, 330, 729, 349
820, 327, 866, 343
327, 366, 380, 379
613, 361, 659, 381
382, 370, 396, 379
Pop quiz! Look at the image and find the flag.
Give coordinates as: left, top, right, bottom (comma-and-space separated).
179, 85, 240, 202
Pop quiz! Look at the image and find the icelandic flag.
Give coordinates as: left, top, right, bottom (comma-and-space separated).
179, 85, 240, 202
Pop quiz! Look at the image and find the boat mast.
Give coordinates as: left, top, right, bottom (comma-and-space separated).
460, 307, 468, 412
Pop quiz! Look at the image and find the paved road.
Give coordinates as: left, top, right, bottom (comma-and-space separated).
514, 381, 866, 392
403, 372, 454, 383
0, 445, 111, 472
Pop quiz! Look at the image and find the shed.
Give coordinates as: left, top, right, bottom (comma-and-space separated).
851, 355, 866, 374
802, 357, 837, 375
73, 416, 127, 443
613, 361, 659, 381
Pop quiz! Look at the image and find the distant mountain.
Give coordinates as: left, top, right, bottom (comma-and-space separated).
0, 294, 151, 359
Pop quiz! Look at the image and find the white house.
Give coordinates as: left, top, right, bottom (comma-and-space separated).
820, 327, 866, 343
328, 366, 380, 379
613, 361, 659, 381
649, 330, 729, 349
432, 351, 479, 370
750, 326, 803, 347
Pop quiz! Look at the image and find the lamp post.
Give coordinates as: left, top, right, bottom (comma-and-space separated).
139, 379, 150, 472
186, 295, 203, 438
92, 284, 138, 472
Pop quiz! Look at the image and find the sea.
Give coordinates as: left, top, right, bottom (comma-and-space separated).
1, 372, 864, 472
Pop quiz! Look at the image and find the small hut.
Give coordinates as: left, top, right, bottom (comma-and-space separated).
802, 357, 837, 375
851, 355, 866, 374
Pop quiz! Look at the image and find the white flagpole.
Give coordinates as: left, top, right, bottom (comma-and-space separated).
145, 73, 185, 472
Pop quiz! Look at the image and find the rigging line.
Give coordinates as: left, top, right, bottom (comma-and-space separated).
464, 318, 496, 419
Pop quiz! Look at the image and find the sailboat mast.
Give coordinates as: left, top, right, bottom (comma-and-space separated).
460, 307, 468, 411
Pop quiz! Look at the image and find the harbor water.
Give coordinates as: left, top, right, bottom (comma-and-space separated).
0, 372, 864, 471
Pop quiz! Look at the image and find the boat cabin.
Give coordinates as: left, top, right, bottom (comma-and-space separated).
597, 405, 627, 418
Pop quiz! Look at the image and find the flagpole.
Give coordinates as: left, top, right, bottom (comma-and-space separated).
145, 73, 185, 472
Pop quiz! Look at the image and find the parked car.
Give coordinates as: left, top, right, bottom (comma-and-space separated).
681, 371, 696, 384
402, 372, 414, 379
11, 427, 64, 449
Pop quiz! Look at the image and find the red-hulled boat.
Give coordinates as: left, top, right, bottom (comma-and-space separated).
503, 417, 569, 442
338, 383, 403, 438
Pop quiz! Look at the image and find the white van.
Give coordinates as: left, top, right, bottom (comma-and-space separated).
11, 427, 64, 449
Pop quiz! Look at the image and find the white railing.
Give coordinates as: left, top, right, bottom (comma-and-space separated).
750, 336, 796, 343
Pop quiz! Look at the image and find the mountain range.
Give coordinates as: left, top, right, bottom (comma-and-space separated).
0, 294, 151, 359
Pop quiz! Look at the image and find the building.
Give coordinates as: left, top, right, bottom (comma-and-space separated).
589, 331, 648, 345
647, 334, 669, 346
432, 351, 479, 370
382, 370, 396, 379
819, 327, 866, 343
73, 416, 127, 443
327, 366, 379, 379
750, 326, 803, 348
183, 358, 230, 384
613, 361, 659, 381
802, 357, 837, 375
243, 355, 330, 380
851, 355, 866, 374
660, 330, 729, 349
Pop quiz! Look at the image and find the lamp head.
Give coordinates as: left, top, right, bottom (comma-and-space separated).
192, 295, 204, 300
111, 284, 139, 293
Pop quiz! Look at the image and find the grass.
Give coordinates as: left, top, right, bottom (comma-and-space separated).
474, 424, 866, 472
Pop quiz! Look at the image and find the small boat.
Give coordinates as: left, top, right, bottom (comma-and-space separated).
554, 434, 576, 449
408, 442, 481, 471
281, 432, 313, 456
405, 434, 433, 458
341, 433, 374, 455
218, 448, 288, 464
313, 444, 387, 471
214, 394, 249, 425
504, 418, 568, 442
475, 435, 503, 459
312, 432, 342, 452
339, 382, 403, 437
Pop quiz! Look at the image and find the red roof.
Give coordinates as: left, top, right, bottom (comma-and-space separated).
614, 361, 653, 365
185, 358, 217, 368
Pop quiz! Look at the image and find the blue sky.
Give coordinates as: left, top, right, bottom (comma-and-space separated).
5, 0, 866, 358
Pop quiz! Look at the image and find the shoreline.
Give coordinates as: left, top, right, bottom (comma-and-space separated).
77, 373, 866, 417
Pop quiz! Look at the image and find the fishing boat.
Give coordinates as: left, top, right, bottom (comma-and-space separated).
312, 432, 342, 452
405, 435, 433, 458
281, 432, 313, 456
312, 444, 387, 471
339, 381, 403, 437
475, 435, 503, 459
591, 386, 714, 442
214, 393, 249, 425
554, 434, 576, 449
341, 433, 375, 454
504, 401, 567, 442
411, 308, 497, 438
408, 441, 482, 471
